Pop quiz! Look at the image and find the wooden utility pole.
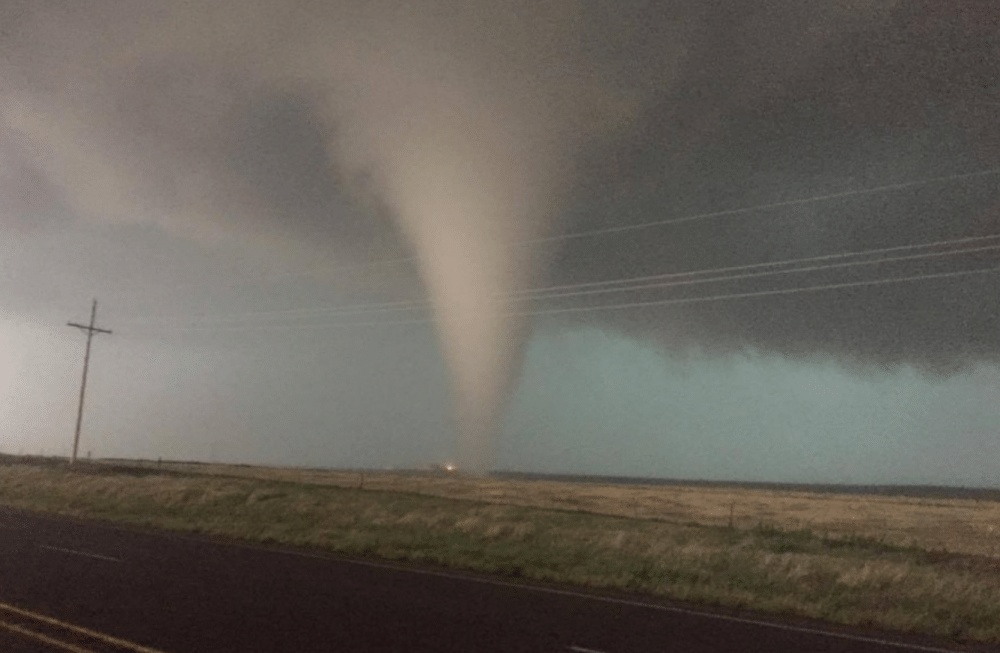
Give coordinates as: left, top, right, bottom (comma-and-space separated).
68, 299, 112, 465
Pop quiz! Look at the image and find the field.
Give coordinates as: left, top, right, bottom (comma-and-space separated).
131, 459, 1000, 558
0, 457, 998, 645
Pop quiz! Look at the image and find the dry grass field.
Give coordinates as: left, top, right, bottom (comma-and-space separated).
1, 458, 998, 645
135, 460, 1000, 558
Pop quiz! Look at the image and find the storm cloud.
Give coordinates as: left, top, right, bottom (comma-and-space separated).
2, 0, 998, 470
544, 0, 1000, 372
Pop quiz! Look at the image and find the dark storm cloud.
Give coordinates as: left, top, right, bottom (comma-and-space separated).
546, 0, 1000, 372
2, 0, 997, 467
0, 1, 404, 263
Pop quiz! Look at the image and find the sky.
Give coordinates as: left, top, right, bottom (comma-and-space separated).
1, 0, 999, 485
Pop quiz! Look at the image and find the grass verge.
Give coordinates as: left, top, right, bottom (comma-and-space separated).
0, 461, 997, 645
113, 458, 1000, 558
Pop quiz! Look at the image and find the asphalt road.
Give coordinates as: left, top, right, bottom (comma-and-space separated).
0, 507, 990, 653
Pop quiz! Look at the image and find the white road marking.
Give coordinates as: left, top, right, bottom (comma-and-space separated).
567, 646, 608, 653
39, 545, 121, 562
0, 602, 167, 653
0, 620, 98, 653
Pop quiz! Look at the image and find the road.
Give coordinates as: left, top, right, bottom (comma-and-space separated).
0, 507, 989, 653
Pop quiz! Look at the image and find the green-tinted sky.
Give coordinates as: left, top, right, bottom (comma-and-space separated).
505, 328, 1000, 486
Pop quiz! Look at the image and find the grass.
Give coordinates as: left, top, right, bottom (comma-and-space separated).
124, 458, 1000, 558
0, 459, 998, 645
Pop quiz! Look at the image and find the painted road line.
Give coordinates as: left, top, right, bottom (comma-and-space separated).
39, 545, 121, 563
567, 646, 608, 653
0, 602, 168, 653
0, 620, 98, 653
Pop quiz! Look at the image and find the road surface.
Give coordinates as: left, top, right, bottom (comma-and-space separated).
0, 507, 989, 652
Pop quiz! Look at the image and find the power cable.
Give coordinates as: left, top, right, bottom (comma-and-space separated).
124, 233, 1000, 326
515, 233, 1000, 296
121, 297, 429, 325
531, 167, 1000, 244
244, 166, 1000, 281
125, 264, 1000, 333
526, 266, 1000, 317
520, 243, 1000, 303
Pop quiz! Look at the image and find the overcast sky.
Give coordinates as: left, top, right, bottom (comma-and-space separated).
2, 0, 998, 485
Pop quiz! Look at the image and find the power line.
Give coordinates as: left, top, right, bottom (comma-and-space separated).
124, 233, 1000, 327
514, 233, 1000, 297
525, 265, 1000, 318
126, 314, 436, 333
121, 296, 429, 325
519, 242, 1000, 303
531, 167, 1000, 244
262, 254, 420, 281
225, 166, 1000, 283
125, 263, 1000, 333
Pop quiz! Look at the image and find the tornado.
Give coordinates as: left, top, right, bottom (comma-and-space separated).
320, 63, 565, 474
300, 3, 665, 474
380, 122, 555, 474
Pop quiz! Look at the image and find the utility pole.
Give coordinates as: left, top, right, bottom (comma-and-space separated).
68, 299, 112, 465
